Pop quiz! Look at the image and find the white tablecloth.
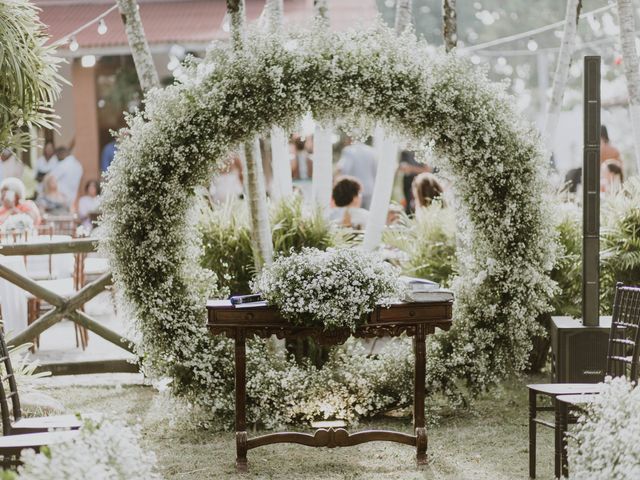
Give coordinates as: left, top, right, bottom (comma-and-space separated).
0, 235, 74, 336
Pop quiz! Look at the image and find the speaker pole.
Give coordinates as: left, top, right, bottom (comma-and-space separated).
583, 56, 600, 327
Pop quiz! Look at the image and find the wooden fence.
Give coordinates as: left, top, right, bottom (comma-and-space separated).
0, 238, 138, 375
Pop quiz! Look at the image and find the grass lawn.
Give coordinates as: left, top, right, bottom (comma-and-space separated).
44, 375, 556, 479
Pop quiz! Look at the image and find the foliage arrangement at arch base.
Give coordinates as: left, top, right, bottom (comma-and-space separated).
102, 22, 557, 426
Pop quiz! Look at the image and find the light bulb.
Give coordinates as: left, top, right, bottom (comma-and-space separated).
97, 19, 108, 35
69, 36, 79, 52
527, 39, 538, 52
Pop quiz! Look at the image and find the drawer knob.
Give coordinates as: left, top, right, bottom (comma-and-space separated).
409, 310, 416, 317
244, 312, 254, 321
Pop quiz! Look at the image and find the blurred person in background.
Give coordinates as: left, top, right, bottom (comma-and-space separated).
0, 149, 24, 182
37, 174, 69, 215
328, 176, 369, 230
101, 139, 117, 173
601, 159, 623, 196
600, 125, 621, 164
210, 154, 243, 203
399, 150, 430, 214
77, 179, 101, 230
335, 138, 377, 209
0, 178, 41, 225
412, 172, 446, 209
34, 141, 58, 184
51, 147, 83, 207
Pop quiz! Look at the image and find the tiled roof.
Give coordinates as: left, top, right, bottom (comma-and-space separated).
36, 0, 379, 52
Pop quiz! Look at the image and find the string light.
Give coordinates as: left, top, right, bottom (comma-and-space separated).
97, 19, 108, 35
527, 39, 538, 52
69, 36, 79, 52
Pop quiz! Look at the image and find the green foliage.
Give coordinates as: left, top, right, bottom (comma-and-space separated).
601, 178, 640, 312
199, 200, 253, 296
383, 204, 457, 287
0, 0, 62, 151
199, 196, 342, 295
549, 203, 582, 317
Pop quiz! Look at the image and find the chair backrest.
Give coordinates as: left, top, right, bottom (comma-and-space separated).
42, 214, 78, 237
0, 330, 21, 435
606, 283, 640, 382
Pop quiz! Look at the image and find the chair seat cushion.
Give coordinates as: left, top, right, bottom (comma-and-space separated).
527, 383, 604, 396
0, 430, 78, 455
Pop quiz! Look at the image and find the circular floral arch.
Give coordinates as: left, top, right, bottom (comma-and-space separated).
102, 25, 556, 419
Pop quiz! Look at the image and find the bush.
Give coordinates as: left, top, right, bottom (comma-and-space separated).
549, 203, 582, 317
4, 420, 160, 480
601, 178, 640, 312
568, 377, 640, 479
383, 204, 457, 287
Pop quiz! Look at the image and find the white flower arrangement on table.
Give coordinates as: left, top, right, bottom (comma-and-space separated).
9, 419, 160, 480
568, 376, 640, 480
254, 248, 405, 330
1, 213, 34, 233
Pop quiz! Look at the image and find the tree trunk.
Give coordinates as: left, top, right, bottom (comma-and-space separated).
311, 125, 333, 210
617, 0, 640, 172
542, 0, 582, 152
116, 0, 159, 92
314, 0, 329, 24
362, 4, 411, 250
227, 0, 273, 268
226, 0, 246, 50
264, 0, 292, 201
265, 0, 284, 32
362, 138, 398, 251
442, 0, 457, 52
395, 0, 412, 34
241, 140, 273, 269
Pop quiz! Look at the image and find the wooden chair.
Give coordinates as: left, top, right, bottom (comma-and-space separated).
0, 329, 86, 436
527, 283, 640, 479
41, 214, 78, 237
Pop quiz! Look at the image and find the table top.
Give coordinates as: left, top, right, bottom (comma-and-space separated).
207, 299, 453, 344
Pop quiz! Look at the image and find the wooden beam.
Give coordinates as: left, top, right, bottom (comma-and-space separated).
0, 264, 65, 306
35, 358, 140, 376
0, 238, 98, 256
66, 273, 112, 312
67, 310, 135, 353
7, 307, 64, 348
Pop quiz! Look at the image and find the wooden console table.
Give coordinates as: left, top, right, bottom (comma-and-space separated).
206, 300, 453, 472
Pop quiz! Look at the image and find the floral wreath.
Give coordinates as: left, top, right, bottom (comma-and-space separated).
101, 23, 556, 422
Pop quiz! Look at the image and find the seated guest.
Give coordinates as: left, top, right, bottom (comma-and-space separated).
328, 176, 369, 230
37, 174, 70, 215
601, 159, 623, 195
0, 178, 41, 225
412, 172, 445, 209
77, 179, 101, 230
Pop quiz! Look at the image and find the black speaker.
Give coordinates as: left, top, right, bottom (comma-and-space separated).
551, 316, 611, 383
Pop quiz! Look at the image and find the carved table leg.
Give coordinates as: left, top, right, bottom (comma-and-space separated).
235, 329, 248, 473
414, 324, 428, 465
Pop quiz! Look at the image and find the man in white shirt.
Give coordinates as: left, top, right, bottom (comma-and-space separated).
0, 148, 25, 182
51, 147, 83, 207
